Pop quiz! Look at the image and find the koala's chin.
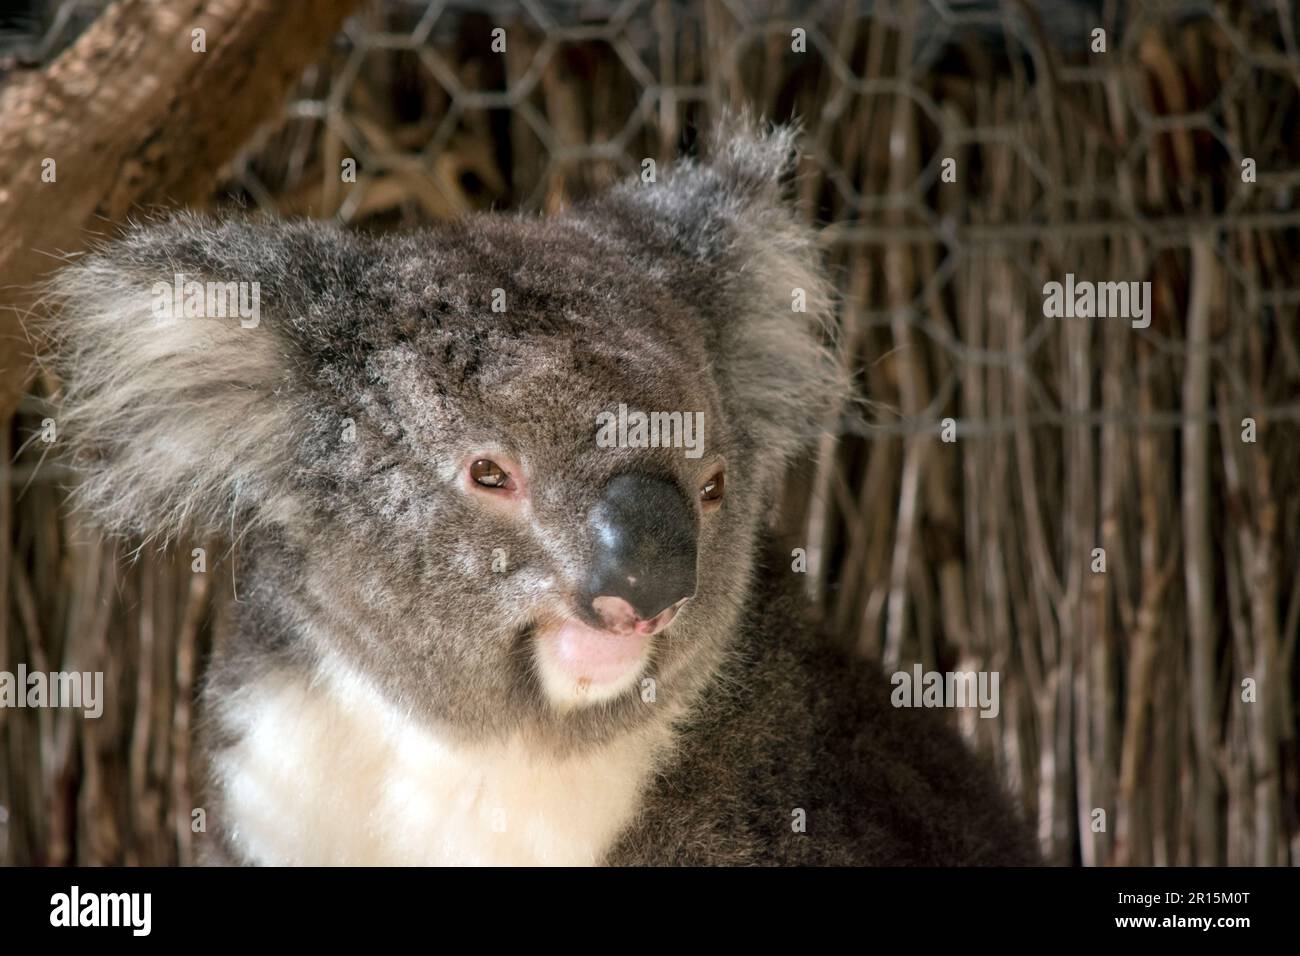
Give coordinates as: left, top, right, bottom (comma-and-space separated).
46, 116, 1040, 866
533, 616, 656, 708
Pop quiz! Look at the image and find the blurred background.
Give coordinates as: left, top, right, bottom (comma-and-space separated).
0, 0, 1297, 866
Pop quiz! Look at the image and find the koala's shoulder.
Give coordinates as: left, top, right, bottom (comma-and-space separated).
609, 538, 1039, 865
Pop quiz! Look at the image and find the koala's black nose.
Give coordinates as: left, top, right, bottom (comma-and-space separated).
585, 472, 698, 627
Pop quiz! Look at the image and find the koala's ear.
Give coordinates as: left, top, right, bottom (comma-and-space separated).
611, 112, 847, 458
42, 213, 300, 545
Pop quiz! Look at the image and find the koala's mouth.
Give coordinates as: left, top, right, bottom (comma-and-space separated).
530, 600, 687, 709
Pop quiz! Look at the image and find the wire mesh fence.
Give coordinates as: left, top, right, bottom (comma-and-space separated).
2, 0, 1298, 866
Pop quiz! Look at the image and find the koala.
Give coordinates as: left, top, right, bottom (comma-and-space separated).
44, 118, 1038, 866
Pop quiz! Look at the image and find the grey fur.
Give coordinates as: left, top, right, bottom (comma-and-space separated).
44, 116, 1037, 865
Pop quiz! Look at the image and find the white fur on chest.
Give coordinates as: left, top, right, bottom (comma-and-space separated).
214, 657, 666, 865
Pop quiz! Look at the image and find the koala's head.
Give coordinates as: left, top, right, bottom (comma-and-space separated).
45, 119, 843, 750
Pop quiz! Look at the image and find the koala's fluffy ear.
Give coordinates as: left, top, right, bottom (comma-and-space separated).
42, 213, 303, 545
609, 113, 846, 459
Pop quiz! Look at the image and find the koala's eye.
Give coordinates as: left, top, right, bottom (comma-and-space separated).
700, 471, 725, 508
469, 458, 512, 490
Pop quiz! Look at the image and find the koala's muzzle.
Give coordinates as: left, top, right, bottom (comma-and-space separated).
584, 473, 698, 633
